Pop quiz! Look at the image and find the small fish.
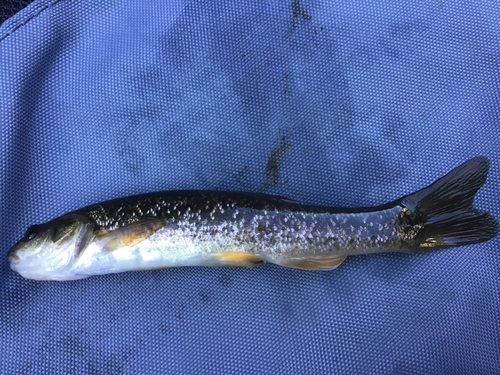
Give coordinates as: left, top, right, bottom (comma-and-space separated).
7, 157, 498, 281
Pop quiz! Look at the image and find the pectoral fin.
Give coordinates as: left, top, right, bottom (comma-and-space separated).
96, 219, 166, 252
204, 252, 265, 267
272, 254, 346, 271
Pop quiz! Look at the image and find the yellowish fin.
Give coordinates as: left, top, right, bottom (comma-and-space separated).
272, 254, 346, 271
96, 219, 166, 252
205, 251, 265, 267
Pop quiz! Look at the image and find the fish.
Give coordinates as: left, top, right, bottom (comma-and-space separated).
7, 156, 498, 281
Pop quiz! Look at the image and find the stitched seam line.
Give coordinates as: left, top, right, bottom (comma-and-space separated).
0, 0, 63, 43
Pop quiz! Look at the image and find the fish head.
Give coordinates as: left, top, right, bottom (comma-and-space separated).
7, 214, 95, 280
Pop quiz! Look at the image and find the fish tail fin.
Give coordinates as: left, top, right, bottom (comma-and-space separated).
400, 156, 498, 250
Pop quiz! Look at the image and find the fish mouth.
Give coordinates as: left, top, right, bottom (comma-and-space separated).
7, 245, 20, 265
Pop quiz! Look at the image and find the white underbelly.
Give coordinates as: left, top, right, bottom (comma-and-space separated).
70, 231, 251, 277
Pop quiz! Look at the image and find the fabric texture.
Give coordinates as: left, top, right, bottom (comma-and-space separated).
1, 0, 499, 373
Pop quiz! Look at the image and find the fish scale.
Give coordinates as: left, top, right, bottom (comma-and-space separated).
80, 191, 408, 256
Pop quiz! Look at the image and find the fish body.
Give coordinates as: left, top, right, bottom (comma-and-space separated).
73, 192, 408, 275
7, 157, 498, 280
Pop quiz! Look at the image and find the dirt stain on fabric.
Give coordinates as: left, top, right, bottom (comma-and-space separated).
283, 74, 292, 96
199, 291, 210, 303
218, 273, 232, 287
263, 130, 291, 190
234, 165, 249, 184
290, 0, 312, 31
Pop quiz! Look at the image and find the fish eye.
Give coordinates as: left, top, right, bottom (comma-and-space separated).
24, 225, 40, 241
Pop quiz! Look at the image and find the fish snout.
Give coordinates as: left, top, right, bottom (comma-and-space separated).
7, 246, 20, 265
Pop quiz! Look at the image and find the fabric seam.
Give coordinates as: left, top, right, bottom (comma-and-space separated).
0, 0, 63, 43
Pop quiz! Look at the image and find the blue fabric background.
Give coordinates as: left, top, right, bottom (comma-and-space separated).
1, 0, 499, 373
